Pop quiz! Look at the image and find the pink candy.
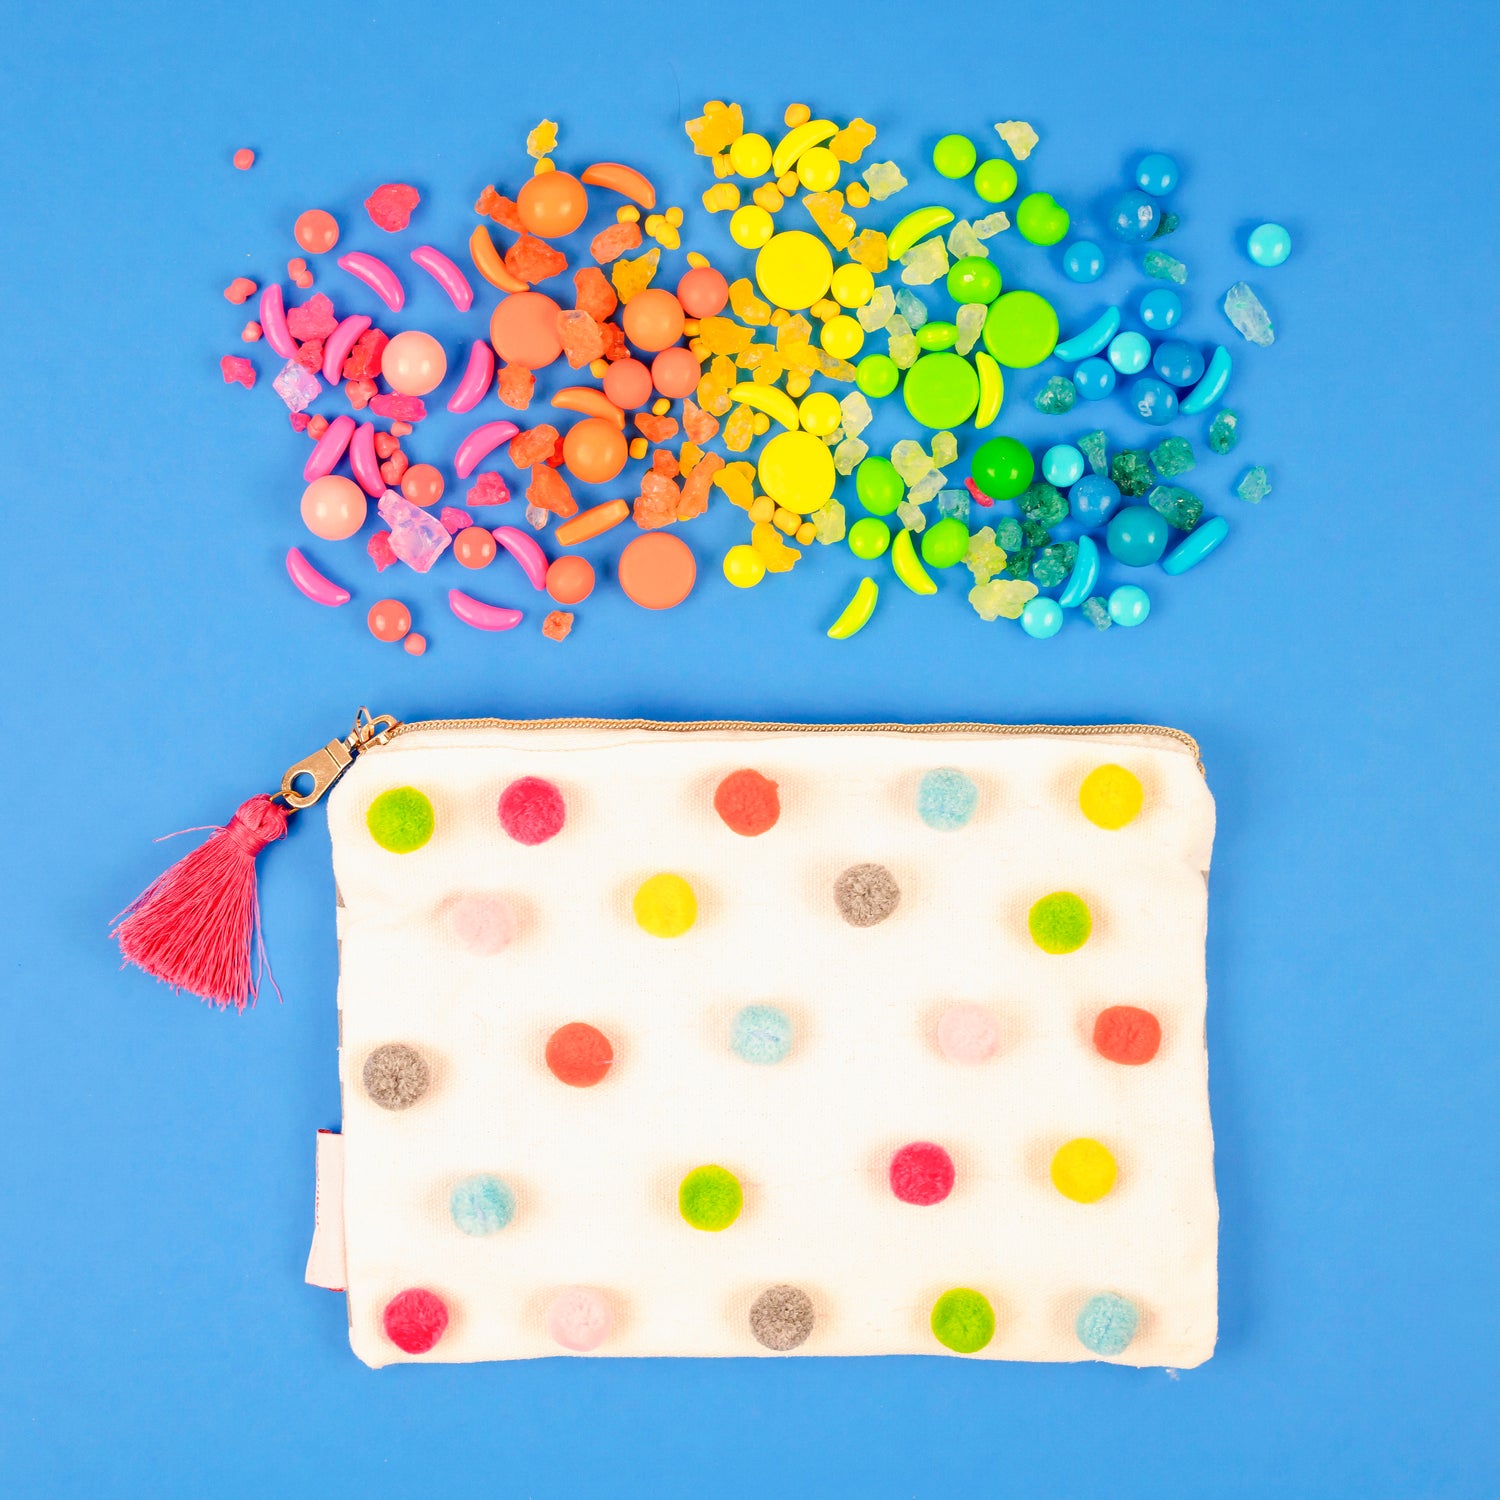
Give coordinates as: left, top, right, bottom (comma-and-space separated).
447, 340, 495, 414
337, 251, 405, 312
258, 283, 296, 358
303, 414, 355, 480
410, 245, 474, 311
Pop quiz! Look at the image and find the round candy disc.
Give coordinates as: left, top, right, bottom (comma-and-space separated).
618, 532, 696, 609
981, 291, 1058, 367
489, 292, 563, 369
757, 430, 835, 513
902, 352, 979, 429
754, 230, 833, 310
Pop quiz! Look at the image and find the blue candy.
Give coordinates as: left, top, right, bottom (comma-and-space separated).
1054, 305, 1121, 361
450, 1174, 517, 1236
1108, 330, 1151, 375
1134, 153, 1179, 196
1108, 585, 1151, 627
1062, 240, 1105, 283
1020, 597, 1063, 639
1076, 1292, 1141, 1355
1162, 515, 1229, 574
1129, 376, 1179, 425
1058, 534, 1100, 607
1152, 339, 1205, 387
1070, 474, 1121, 526
1042, 443, 1085, 487
1179, 345, 1233, 414
1247, 222, 1291, 267
916, 768, 979, 830
1106, 505, 1167, 566
731, 1004, 793, 1065
1139, 288, 1181, 332
1108, 189, 1159, 241
1073, 357, 1116, 400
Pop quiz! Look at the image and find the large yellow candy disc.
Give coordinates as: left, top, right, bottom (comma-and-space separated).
754, 230, 834, 311
757, 430, 836, 513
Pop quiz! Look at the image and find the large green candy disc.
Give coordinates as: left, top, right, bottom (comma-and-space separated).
981, 291, 1060, 368
901, 352, 979, 429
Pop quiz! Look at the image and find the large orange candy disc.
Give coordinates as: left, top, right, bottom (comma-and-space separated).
562, 417, 628, 484
621, 288, 685, 353
489, 291, 563, 369
618, 532, 696, 610
516, 172, 589, 237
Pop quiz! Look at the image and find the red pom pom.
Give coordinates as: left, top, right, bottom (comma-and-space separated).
889, 1141, 955, 1206
1093, 1005, 1162, 1065
545, 1022, 614, 1087
497, 776, 566, 845
713, 769, 780, 837
382, 1288, 448, 1353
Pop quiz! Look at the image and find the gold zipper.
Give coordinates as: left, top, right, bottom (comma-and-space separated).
275, 707, 1201, 813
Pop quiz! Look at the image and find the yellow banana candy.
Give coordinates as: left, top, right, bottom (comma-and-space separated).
729, 383, 799, 431
891, 527, 937, 595
770, 119, 838, 178
826, 577, 879, 639
886, 206, 956, 262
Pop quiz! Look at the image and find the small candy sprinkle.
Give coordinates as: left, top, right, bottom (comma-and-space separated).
232, 148, 255, 170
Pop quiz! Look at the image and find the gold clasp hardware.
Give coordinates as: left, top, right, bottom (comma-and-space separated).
275, 707, 400, 811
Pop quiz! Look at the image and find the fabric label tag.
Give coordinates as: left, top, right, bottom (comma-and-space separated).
304, 1129, 347, 1292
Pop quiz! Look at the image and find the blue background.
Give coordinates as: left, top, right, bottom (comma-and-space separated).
3, 2, 1496, 1494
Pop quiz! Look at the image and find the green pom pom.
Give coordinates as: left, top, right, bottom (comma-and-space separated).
1028, 891, 1092, 953
366, 787, 435, 853
931, 1288, 995, 1353
679, 1165, 743, 1231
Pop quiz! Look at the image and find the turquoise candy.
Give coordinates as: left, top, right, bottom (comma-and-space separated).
1179, 346, 1232, 415
1129, 376, 1178, 426
1163, 515, 1228, 574
1058, 534, 1100, 607
1073, 358, 1116, 400
1063, 241, 1104, 283
1020, 597, 1064, 638
1020, 482, 1068, 526
1106, 505, 1167, 565
1054, 305, 1121, 362
1082, 595, 1113, 630
993, 517, 1024, 550
1076, 1293, 1141, 1355
1041, 444, 1085, 487
450, 1174, 517, 1236
916, 768, 979, 830
1248, 222, 1292, 267
1108, 584, 1151, 626
1110, 449, 1154, 497
1033, 375, 1079, 414
1031, 541, 1077, 587
1152, 340, 1205, 387
1146, 483, 1203, 529
1108, 190, 1159, 241
1139, 288, 1181, 331
1107, 331, 1151, 375
1135, 153, 1179, 196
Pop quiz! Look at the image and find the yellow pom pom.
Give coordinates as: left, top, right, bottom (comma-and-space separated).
1079, 764, 1145, 829
1050, 1139, 1118, 1203
633, 874, 698, 938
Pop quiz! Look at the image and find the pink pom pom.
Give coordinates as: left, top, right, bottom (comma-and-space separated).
936, 1003, 1000, 1063
889, 1141, 955, 1206
382, 1288, 448, 1353
497, 776, 566, 845
447, 894, 517, 955
548, 1287, 613, 1351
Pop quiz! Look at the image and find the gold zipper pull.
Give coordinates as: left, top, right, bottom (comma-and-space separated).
276, 707, 400, 810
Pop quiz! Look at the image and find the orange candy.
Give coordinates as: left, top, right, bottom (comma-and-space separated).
496, 362, 535, 411
562, 417, 628, 484
602, 357, 653, 409
517, 171, 589, 237
546, 554, 596, 604
490, 292, 563, 369
618, 532, 696, 610
400, 463, 444, 507
294, 209, 340, 255
651, 346, 700, 399
622, 288, 685, 353
403, 632, 428, 656
367, 599, 411, 643
233, 148, 255, 170
454, 526, 498, 569
590, 220, 643, 265
510, 424, 560, 467
573, 266, 618, 323
555, 498, 630, 545
676, 266, 729, 318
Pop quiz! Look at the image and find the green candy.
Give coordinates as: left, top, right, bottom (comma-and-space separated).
901, 351, 979, 430
1020, 483, 1068, 527
855, 455, 905, 516
915, 320, 958, 351
856, 353, 900, 399
981, 291, 1059, 368
847, 516, 892, 559
1110, 449, 1154, 497
932, 133, 977, 179
1015, 191, 1070, 246
970, 435, 1034, 501
972, 158, 1017, 204
920, 517, 970, 569
946, 256, 1002, 305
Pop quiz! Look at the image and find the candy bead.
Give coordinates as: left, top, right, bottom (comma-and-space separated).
902, 352, 978, 429
1162, 515, 1229, 574
830, 262, 874, 308
1106, 506, 1168, 566
380, 330, 446, 396
1107, 331, 1151, 375
1129, 376, 1178, 426
855, 455, 905, 515
982, 290, 1059, 366
366, 598, 411, 643
915, 321, 958, 351
970, 436, 1033, 501
972, 158, 1017, 203
1152, 340, 1205, 388
1108, 189, 1159, 241
932, 134, 977, 178
1062, 240, 1104, 283
847, 516, 891, 559
1015, 191, 1069, 246
1051, 1138, 1117, 1202
1020, 597, 1063, 639
1073, 357, 1116, 400
1076, 1292, 1140, 1355
820, 315, 864, 359
1135, 152, 1179, 196
755, 229, 833, 310
1139, 288, 1182, 331
946, 256, 1001, 305
856, 353, 900, 398
921, 517, 970, 569
1108, 584, 1151, 626
301, 475, 367, 541
730, 204, 774, 250
1042, 444, 1085, 487
1247, 222, 1292, 267
1069, 475, 1120, 526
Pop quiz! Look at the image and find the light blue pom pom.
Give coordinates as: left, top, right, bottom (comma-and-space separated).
917, 768, 979, 831
1076, 1292, 1140, 1356
450, 1173, 516, 1236
731, 1004, 793, 1065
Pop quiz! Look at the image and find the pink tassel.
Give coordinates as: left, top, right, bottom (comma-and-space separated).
113, 794, 289, 1011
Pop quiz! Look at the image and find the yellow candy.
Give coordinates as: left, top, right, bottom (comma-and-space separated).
798, 391, 841, 436
711, 152, 736, 178
728, 132, 773, 178
752, 183, 785, 213
633, 873, 697, 938
685, 101, 743, 156
730, 204, 775, 250
820, 314, 864, 360
803, 191, 855, 250
785, 370, 811, 398
1079, 764, 1145, 829
1050, 1139, 1118, 1204
723, 543, 766, 588
797, 145, 841, 191
686, 251, 710, 269
610, 247, 660, 303
751, 413, 770, 435
616, 205, 640, 223
533, 158, 555, 175
758, 429, 836, 513
769, 308, 791, 327
776, 313, 813, 351
784, 102, 811, 127
829, 117, 876, 163
773, 505, 800, 534
651, 397, 671, 416
830, 262, 875, 309
588, 358, 608, 378
776, 171, 799, 196
795, 521, 817, 545
666, 206, 684, 227
751, 520, 800, 572
628, 436, 648, 460
679, 442, 703, 474
526, 119, 558, 158
713, 461, 757, 509
722, 403, 756, 452
846, 228, 889, 273
728, 277, 771, 326
845, 181, 870, 208
702, 183, 741, 214
697, 316, 753, 356
748, 494, 775, 523
755, 230, 834, 311
810, 298, 840, 321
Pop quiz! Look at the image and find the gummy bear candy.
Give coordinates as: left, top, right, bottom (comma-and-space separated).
702, 184, 741, 214
712, 460, 756, 509
722, 403, 755, 452
506, 234, 568, 284
475, 186, 522, 230
830, 118, 876, 163
695, 316, 753, 357
685, 101, 744, 157
805, 191, 855, 250
610, 248, 660, 302
344, 376, 376, 410
968, 577, 1037, 620
527, 463, 576, 518
286, 293, 337, 342
496, 362, 535, 411
963, 526, 1008, 584
677, 452, 723, 521
635, 413, 679, 443
439, 506, 473, 536
682, 399, 720, 444
812, 499, 846, 544
556, 309, 605, 368
751, 521, 799, 572
365, 183, 420, 232
728, 278, 771, 326
573, 267, 618, 323
833, 437, 867, 475
994, 121, 1039, 160
846, 229, 889, 273
527, 120, 558, 159
861, 162, 907, 201
591, 221, 643, 266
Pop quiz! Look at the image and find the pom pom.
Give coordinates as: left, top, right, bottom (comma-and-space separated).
366, 787, 435, 853
1093, 1005, 1161, 1065
936, 1003, 1000, 1063
1079, 763, 1144, 829
1076, 1292, 1141, 1356
916, 768, 978, 830
834, 862, 900, 927
930, 1288, 995, 1353
1050, 1138, 1118, 1203
889, 1141, 956, 1205
730, 1004, 793, 1064
749, 1285, 814, 1350
713, 768, 781, 836
545, 1022, 614, 1086
633, 873, 697, 937
678, 1164, 742, 1231
362, 1043, 430, 1110
497, 776, 566, 845
446, 893, 517, 956
450, 1174, 516, 1236
1028, 891, 1091, 953
382, 1288, 448, 1353
549, 1287, 614, 1351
